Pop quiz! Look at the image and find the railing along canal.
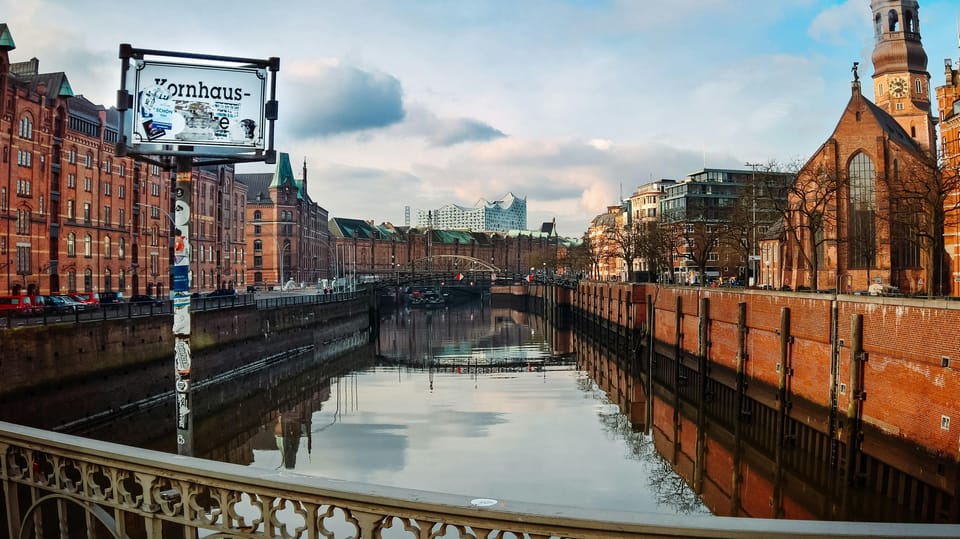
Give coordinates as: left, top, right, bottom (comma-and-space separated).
3, 422, 959, 538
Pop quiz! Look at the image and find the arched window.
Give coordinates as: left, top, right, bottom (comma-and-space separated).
118, 237, 125, 258
254, 210, 262, 221
67, 233, 76, 256
253, 239, 262, 252
104, 268, 112, 291
104, 236, 112, 258
119, 270, 126, 292
84, 268, 93, 292
848, 152, 877, 268
18, 115, 33, 139
67, 271, 77, 292
84, 234, 93, 257
887, 9, 899, 32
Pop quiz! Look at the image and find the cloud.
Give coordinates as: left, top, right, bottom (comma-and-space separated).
401, 106, 506, 146
283, 60, 405, 138
808, 0, 871, 46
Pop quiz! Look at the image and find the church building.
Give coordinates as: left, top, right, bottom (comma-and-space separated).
777, 0, 944, 294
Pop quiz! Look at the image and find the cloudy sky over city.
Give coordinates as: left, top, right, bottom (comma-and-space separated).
3, 0, 959, 235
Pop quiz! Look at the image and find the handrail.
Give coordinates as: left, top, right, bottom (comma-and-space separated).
2, 422, 957, 538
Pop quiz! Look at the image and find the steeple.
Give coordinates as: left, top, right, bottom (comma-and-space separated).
870, 0, 936, 153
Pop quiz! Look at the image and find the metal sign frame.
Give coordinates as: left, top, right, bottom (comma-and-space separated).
116, 44, 279, 167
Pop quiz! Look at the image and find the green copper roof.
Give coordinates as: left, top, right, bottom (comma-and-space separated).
0, 24, 15, 51
269, 152, 296, 189
58, 77, 73, 97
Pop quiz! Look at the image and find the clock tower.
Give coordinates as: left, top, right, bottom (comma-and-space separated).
870, 0, 937, 154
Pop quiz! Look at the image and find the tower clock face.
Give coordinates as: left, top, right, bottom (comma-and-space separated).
890, 77, 907, 97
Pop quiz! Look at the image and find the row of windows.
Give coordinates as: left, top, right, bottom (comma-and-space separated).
17, 149, 32, 167
65, 233, 126, 259
18, 116, 33, 140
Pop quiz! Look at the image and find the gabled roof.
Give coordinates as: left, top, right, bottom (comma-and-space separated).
0, 23, 15, 51
330, 217, 380, 240
235, 173, 274, 203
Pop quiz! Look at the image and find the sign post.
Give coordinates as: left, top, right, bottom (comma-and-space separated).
117, 45, 279, 456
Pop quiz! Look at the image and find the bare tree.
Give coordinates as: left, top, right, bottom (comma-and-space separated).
883, 154, 955, 296
607, 221, 643, 282
760, 159, 842, 290
637, 221, 675, 283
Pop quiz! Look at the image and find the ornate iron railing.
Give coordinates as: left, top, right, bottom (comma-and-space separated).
3, 421, 958, 538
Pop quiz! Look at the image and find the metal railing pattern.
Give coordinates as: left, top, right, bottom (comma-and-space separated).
3, 422, 959, 538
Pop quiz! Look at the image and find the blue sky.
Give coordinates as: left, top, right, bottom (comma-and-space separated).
4, 0, 959, 235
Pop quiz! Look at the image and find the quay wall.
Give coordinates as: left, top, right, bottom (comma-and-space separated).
0, 296, 372, 398
512, 281, 960, 459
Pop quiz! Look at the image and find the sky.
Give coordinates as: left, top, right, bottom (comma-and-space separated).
3, 0, 959, 236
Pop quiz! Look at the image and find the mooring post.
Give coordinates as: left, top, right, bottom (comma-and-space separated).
172, 155, 194, 456
844, 313, 865, 487
732, 301, 747, 515
772, 306, 791, 518
694, 297, 709, 494
646, 294, 655, 434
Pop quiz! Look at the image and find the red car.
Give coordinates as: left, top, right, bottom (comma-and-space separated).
0, 295, 41, 317
68, 293, 100, 309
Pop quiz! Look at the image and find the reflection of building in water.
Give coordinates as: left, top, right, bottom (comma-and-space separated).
575, 331, 958, 523
378, 303, 571, 368
275, 409, 311, 470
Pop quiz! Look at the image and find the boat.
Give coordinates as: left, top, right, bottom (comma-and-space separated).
408, 288, 445, 308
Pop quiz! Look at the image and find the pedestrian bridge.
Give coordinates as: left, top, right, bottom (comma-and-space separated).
2, 422, 954, 538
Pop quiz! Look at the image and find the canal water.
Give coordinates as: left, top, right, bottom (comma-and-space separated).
60, 296, 955, 523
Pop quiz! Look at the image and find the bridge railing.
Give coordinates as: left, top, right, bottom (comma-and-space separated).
2, 422, 956, 538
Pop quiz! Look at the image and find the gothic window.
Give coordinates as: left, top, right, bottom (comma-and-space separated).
84, 234, 93, 257
18, 115, 33, 139
848, 152, 877, 268
104, 236, 112, 258
84, 269, 93, 292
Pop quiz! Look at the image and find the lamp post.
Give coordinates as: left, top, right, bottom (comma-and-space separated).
745, 162, 760, 286
279, 241, 290, 293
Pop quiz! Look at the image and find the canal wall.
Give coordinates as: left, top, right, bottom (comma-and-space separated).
515, 281, 960, 467
0, 296, 374, 402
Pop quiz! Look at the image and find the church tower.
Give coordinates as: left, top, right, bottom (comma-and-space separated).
870, 0, 937, 154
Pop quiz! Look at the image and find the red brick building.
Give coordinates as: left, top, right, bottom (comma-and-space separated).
937, 50, 960, 296
777, 0, 941, 294
237, 153, 330, 288
1, 26, 177, 298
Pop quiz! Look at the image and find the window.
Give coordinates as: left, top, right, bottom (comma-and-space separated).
17, 209, 29, 235
84, 269, 93, 292
67, 199, 75, 219
253, 210, 262, 221
104, 236, 111, 258
896, 102, 905, 111
85, 152, 93, 168
67, 173, 76, 188
916, 79, 922, 94
16, 245, 30, 275
253, 255, 263, 268
150, 164, 160, 176
16, 179, 31, 196
253, 239, 263, 252
118, 208, 125, 228
253, 224, 261, 235
103, 158, 112, 174
848, 152, 877, 268
151, 183, 160, 196
118, 185, 125, 199
67, 147, 77, 164
39, 196, 43, 215
67, 271, 76, 292
103, 206, 111, 227
84, 177, 91, 192
0, 187, 5, 210
17, 149, 32, 167
84, 234, 92, 257
104, 183, 112, 196
18, 115, 33, 139
83, 202, 91, 224
67, 233, 76, 256
118, 237, 125, 258
118, 163, 125, 177
119, 270, 125, 292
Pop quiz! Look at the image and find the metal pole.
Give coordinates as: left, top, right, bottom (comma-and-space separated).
172, 155, 194, 456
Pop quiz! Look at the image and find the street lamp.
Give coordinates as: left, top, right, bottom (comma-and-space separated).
745, 162, 760, 286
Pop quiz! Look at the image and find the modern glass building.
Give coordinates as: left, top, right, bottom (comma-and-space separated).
416, 193, 526, 232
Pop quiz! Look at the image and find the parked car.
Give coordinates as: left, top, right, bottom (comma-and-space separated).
128, 294, 163, 306
68, 292, 100, 309
97, 291, 122, 305
39, 295, 77, 315
0, 295, 41, 317
206, 288, 237, 298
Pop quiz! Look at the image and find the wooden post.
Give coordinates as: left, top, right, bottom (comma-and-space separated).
772, 306, 791, 518
646, 294, 655, 433
732, 301, 747, 516
694, 297, 709, 494
844, 313, 865, 487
